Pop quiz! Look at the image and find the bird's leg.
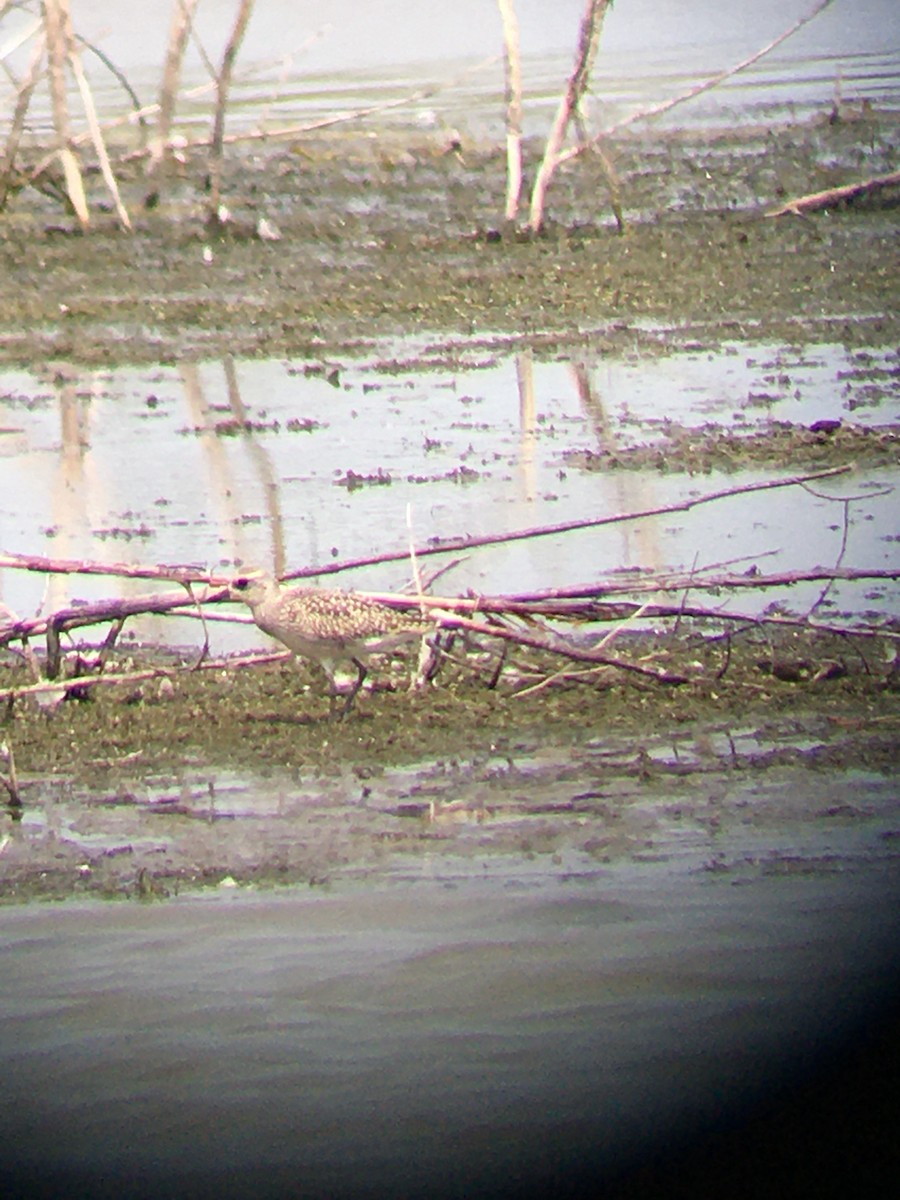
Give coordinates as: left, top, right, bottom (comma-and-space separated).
319, 661, 345, 721
412, 631, 447, 689
336, 658, 368, 719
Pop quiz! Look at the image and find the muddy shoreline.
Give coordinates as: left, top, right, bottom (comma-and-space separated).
2, 112, 899, 901
1, 112, 899, 365
2, 625, 898, 901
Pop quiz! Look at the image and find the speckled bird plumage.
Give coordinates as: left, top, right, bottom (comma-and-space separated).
228, 573, 432, 714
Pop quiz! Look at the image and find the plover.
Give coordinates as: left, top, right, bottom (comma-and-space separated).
228, 573, 435, 716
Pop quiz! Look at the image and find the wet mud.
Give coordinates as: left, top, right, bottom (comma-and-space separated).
1, 111, 898, 365
2, 626, 898, 901
1, 112, 899, 901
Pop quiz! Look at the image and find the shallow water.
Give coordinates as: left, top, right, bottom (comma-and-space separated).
1, 832, 898, 1198
7, 0, 899, 144
2, 338, 898, 643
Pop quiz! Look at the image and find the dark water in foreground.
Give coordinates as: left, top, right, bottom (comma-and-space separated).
2, 852, 898, 1199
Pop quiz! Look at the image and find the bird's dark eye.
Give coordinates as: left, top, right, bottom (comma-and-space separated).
233, 577, 250, 591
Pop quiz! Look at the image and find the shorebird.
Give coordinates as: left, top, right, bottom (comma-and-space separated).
228, 573, 435, 717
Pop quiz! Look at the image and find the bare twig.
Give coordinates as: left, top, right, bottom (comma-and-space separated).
0, 552, 224, 584
529, 0, 612, 232
558, 0, 836, 166
281, 464, 853, 579
766, 171, 900, 217
149, 0, 200, 172
434, 611, 691, 684
0, 28, 45, 211
208, 0, 255, 216
0, 586, 228, 648
43, 0, 88, 228
497, 0, 524, 221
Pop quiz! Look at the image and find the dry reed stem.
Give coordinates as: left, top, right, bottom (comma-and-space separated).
42, 0, 88, 227
0, 29, 45, 211
208, 0, 254, 215
497, 0, 523, 221
65, 16, 132, 230
149, 0, 199, 172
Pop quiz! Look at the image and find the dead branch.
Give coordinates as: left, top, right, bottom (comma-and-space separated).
0, 27, 45, 212
42, 0, 88, 228
149, 0, 200, 172
557, 0, 836, 167
497, 0, 524, 221
1, 564, 891, 666
766, 171, 900, 217
368, 577, 899, 642
207, 0, 255, 216
0, 586, 228, 648
435, 611, 690, 684
498, 565, 900, 605
1, 466, 853, 593
0, 552, 225, 585
528, 0, 612, 233
281, 464, 853, 580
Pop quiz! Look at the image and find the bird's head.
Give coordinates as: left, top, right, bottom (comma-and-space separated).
227, 571, 273, 606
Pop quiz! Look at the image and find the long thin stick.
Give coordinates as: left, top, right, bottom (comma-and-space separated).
282, 464, 853, 579
496, 0, 524, 221
434, 611, 690, 683
528, 0, 612, 232
66, 16, 132, 230
766, 171, 900, 217
208, 0, 254, 215
42, 0, 89, 228
0, 464, 856, 589
0, 30, 45, 212
557, 0, 836, 167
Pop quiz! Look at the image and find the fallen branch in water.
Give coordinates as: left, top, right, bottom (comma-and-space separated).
432, 610, 691, 685
283, 464, 854, 580
0, 585, 228, 648
0, 552, 223, 584
1, 455, 891, 700
496, 565, 900, 604
0, 464, 854, 590
766, 170, 900, 217
0, 571, 894, 707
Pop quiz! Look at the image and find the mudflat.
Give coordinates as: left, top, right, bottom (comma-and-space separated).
1, 110, 898, 900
